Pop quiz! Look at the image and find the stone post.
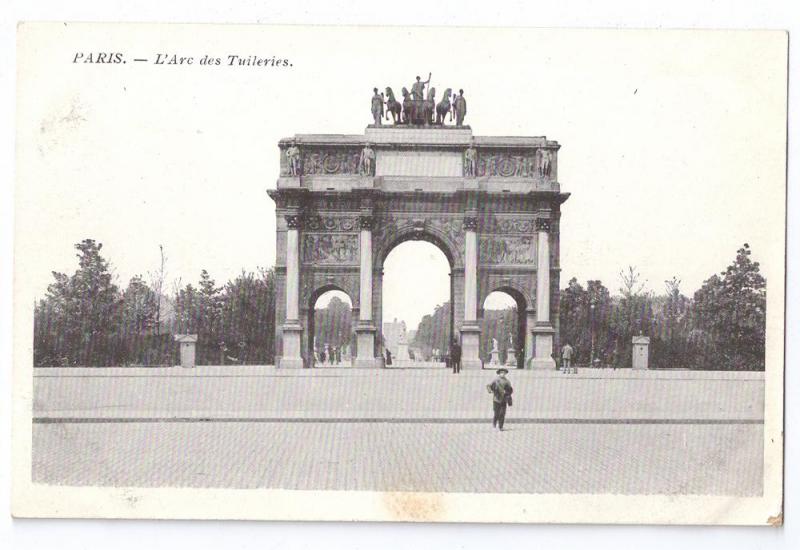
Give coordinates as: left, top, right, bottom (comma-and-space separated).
531, 218, 556, 369
632, 336, 651, 369
355, 215, 377, 367
280, 213, 304, 368
174, 334, 198, 368
460, 215, 482, 369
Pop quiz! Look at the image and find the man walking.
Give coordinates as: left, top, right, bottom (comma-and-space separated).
561, 341, 575, 374
449, 337, 462, 374
487, 368, 513, 430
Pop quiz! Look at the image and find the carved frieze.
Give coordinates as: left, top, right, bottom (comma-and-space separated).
486, 217, 535, 234
302, 149, 362, 176
304, 215, 358, 232
479, 236, 535, 265
302, 234, 359, 264
475, 149, 554, 178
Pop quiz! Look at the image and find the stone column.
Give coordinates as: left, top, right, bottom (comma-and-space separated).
460, 215, 482, 369
281, 214, 304, 368
355, 215, 377, 367
531, 218, 556, 369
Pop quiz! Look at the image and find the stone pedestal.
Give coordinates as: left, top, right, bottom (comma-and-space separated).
396, 342, 410, 361
632, 336, 651, 369
355, 323, 377, 368
530, 324, 556, 369
280, 322, 305, 368
490, 349, 500, 365
460, 324, 483, 369
505, 348, 517, 367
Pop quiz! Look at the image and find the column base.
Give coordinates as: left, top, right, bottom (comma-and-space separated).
460, 324, 483, 369
529, 357, 557, 370
531, 324, 556, 370
355, 322, 377, 367
280, 321, 304, 368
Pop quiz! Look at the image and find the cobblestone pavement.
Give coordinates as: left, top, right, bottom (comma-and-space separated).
34, 367, 764, 420
32, 421, 762, 495
31, 367, 765, 495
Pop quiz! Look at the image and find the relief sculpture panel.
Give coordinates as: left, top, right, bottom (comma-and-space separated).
302, 234, 359, 264
479, 235, 535, 265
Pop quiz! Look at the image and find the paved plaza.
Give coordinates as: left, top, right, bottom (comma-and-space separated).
32, 367, 764, 495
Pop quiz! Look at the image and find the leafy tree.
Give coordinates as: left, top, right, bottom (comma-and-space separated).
34, 239, 122, 366
693, 244, 766, 370
314, 295, 353, 352
198, 269, 223, 341
220, 268, 276, 363
412, 302, 451, 359
121, 275, 158, 336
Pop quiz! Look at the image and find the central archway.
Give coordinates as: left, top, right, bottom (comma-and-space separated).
378, 232, 455, 367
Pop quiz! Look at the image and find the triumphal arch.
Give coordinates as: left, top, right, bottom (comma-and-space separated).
268, 84, 568, 369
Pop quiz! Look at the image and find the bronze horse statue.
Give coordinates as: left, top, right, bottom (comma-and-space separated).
436, 88, 452, 125
423, 87, 436, 125
384, 87, 402, 125
401, 87, 413, 124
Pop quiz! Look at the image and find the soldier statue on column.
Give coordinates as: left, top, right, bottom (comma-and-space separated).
285, 140, 301, 176
359, 143, 375, 176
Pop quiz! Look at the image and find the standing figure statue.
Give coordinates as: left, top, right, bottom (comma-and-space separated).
464, 145, 477, 177
411, 72, 432, 101
453, 89, 467, 126
285, 141, 301, 176
436, 88, 452, 125
370, 87, 384, 126
384, 87, 402, 124
423, 87, 436, 125
539, 149, 552, 177
359, 143, 375, 176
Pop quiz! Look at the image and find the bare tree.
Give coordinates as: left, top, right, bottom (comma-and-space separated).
619, 265, 646, 298
664, 276, 681, 297
147, 244, 168, 335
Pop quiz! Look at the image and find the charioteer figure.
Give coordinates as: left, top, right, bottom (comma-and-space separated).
411, 72, 432, 101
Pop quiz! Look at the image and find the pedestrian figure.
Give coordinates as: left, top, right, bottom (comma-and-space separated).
487, 368, 513, 430
450, 337, 462, 374
319, 349, 326, 365
385, 348, 393, 366
561, 341, 575, 374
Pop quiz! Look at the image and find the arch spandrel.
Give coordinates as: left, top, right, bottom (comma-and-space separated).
372, 216, 464, 269
300, 274, 360, 313
479, 276, 535, 314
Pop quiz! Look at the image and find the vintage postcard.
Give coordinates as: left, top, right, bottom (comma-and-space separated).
11, 23, 786, 524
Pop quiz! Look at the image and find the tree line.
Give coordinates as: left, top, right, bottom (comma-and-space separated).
34, 239, 766, 370
411, 244, 766, 370
34, 239, 276, 367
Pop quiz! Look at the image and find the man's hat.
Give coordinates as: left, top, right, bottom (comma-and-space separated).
496, 368, 509, 375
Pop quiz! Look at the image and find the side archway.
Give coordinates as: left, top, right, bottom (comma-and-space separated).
480, 286, 529, 369
305, 284, 356, 368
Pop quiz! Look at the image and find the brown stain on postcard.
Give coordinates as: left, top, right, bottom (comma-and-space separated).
383, 492, 444, 522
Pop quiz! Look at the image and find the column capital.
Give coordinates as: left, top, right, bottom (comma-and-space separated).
535, 218, 552, 232
285, 214, 303, 229
463, 216, 479, 231
359, 215, 375, 230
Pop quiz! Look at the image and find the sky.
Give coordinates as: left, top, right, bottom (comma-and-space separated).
15, 24, 787, 331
